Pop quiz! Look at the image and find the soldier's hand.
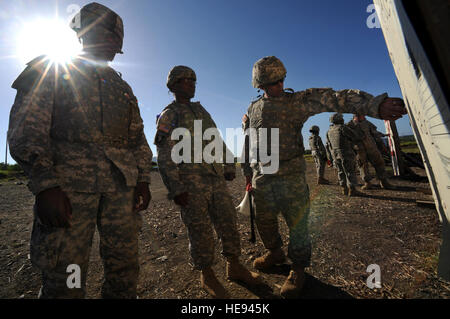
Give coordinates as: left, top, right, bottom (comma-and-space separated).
245, 176, 253, 192
224, 172, 236, 181
174, 192, 189, 207
134, 182, 151, 213
35, 187, 72, 228
379, 98, 407, 121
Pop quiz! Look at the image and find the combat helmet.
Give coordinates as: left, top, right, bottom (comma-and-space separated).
309, 125, 320, 133
252, 56, 286, 88
167, 66, 196, 91
70, 2, 124, 54
330, 113, 344, 124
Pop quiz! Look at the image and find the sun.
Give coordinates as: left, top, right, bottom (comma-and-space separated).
16, 18, 82, 65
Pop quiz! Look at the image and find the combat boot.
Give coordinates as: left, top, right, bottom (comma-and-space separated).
348, 186, 364, 197
253, 248, 286, 270
226, 257, 262, 286
200, 268, 229, 299
317, 177, 330, 185
280, 265, 305, 299
341, 186, 349, 196
380, 179, 393, 190
361, 182, 372, 190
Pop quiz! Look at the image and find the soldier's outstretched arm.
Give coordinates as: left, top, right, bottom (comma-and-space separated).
7, 61, 59, 195
154, 109, 186, 200
292, 88, 406, 120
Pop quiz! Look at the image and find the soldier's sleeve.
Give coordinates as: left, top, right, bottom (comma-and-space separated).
7, 57, 60, 195
203, 107, 236, 175
342, 125, 361, 145
325, 132, 333, 161
318, 137, 327, 159
154, 109, 186, 200
127, 90, 153, 184
368, 121, 385, 140
240, 112, 253, 177
292, 88, 388, 119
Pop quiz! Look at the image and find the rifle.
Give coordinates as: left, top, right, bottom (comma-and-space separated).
248, 189, 256, 243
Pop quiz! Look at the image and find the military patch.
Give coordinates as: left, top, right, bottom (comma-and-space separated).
242, 114, 249, 124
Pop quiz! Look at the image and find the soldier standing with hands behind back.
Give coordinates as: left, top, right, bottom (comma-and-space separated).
242, 56, 406, 298
308, 125, 330, 185
8, 3, 153, 298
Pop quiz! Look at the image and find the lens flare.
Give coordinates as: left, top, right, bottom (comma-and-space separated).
16, 18, 81, 65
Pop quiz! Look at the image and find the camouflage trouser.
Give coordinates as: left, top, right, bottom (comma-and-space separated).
179, 174, 241, 270
31, 187, 142, 299
333, 150, 358, 188
356, 144, 386, 183
312, 151, 326, 179
252, 173, 311, 268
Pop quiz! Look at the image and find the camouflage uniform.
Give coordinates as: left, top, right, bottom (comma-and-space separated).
154, 100, 240, 270
326, 117, 360, 189
242, 82, 387, 267
7, 12, 152, 297
347, 119, 387, 183
308, 131, 327, 180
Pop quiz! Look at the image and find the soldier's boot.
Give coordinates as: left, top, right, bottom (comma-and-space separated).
280, 265, 306, 299
200, 268, 229, 299
361, 182, 372, 190
226, 256, 262, 286
348, 186, 364, 197
380, 179, 394, 190
253, 248, 286, 270
317, 177, 330, 185
341, 186, 349, 196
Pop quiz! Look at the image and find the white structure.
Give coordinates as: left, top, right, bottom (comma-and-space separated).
374, 0, 450, 280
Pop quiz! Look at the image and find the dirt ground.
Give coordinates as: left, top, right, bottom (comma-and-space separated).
1, 162, 449, 299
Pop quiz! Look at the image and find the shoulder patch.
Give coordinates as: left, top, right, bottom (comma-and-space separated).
242, 114, 249, 123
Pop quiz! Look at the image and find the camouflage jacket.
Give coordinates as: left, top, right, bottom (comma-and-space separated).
347, 119, 384, 151
309, 134, 327, 160
326, 124, 361, 160
241, 88, 388, 177
154, 101, 235, 199
8, 55, 153, 195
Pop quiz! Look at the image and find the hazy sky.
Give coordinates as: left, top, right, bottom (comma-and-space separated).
0, 0, 412, 163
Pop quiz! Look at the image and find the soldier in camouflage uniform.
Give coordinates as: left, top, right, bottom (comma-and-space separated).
325, 113, 363, 196
347, 113, 392, 190
308, 125, 330, 185
7, 3, 152, 299
242, 56, 406, 298
154, 66, 261, 299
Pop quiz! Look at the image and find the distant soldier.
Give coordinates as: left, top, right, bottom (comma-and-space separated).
347, 113, 392, 190
308, 126, 330, 185
154, 66, 261, 299
326, 113, 363, 196
242, 56, 406, 298
7, 3, 152, 298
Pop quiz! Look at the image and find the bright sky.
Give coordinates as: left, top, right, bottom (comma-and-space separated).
0, 0, 412, 164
